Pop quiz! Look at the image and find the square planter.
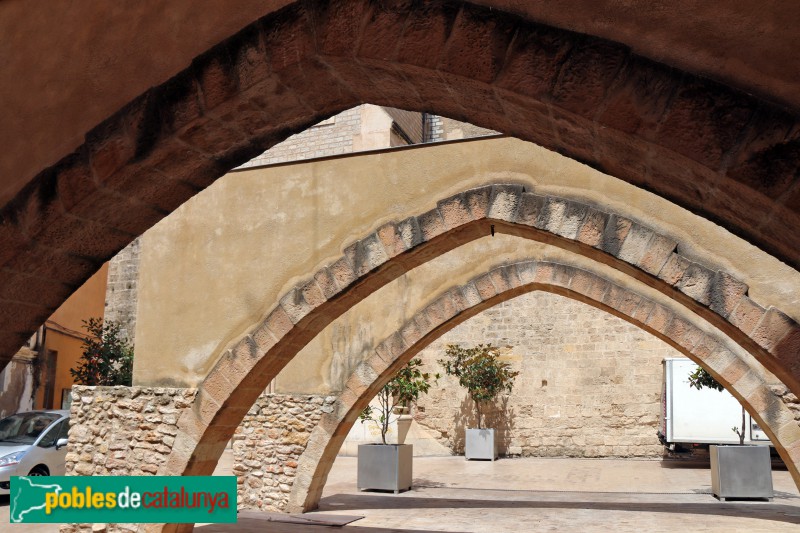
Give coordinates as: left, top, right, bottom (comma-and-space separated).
357, 443, 412, 493
710, 445, 773, 500
465, 428, 497, 461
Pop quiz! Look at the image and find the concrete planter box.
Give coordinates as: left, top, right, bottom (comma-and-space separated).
357, 444, 412, 493
710, 445, 773, 500
465, 428, 497, 460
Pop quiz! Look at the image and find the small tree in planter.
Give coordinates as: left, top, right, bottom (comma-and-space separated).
688, 364, 773, 500
438, 344, 519, 460
359, 357, 438, 444
357, 358, 438, 492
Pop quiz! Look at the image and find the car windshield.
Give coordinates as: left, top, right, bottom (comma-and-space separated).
0, 412, 60, 445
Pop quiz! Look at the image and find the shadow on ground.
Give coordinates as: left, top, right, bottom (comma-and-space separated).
196, 516, 459, 533
318, 492, 800, 525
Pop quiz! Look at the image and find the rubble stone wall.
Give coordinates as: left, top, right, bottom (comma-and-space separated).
61, 386, 196, 533
234, 393, 335, 511
65, 386, 196, 476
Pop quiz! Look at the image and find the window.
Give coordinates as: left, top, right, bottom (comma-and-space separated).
0, 412, 60, 445
57, 419, 70, 441
37, 419, 64, 448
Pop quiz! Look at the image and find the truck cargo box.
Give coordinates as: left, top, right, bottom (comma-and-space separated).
661, 358, 770, 446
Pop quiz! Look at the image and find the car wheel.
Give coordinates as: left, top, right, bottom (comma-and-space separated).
28, 466, 49, 476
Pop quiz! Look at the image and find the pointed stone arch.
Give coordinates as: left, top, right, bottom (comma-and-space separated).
156, 184, 800, 509
286, 260, 800, 512
4, 0, 800, 373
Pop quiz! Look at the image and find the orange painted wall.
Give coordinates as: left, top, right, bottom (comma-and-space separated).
34, 264, 108, 409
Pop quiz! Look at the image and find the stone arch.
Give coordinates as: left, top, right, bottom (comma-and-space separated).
3, 0, 800, 370
157, 184, 800, 499
287, 260, 800, 512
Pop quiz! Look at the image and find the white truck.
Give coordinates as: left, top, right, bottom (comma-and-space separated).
659, 357, 771, 449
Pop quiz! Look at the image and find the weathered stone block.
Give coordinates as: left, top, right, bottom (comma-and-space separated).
437, 192, 473, 229
474, 273, 498, 300
657, 253, 691, 285
417, 208, 447, 242
575, 208, 608, 248
516, 192, 546, 228
488, 267, 513, 293
463, 185, 493, 219
675, 262, 714, 306
728, 296, 766, 336
616, 223, 655, 266
344, 232, 389, 277
311, 267, 339, 301
752, 307, 795, 352
599, 214, 633, 257
487, 184, 523, 222
515, 261, 538, 285
263, 305, 294, 339
638, 234, 677, 275
602, 284, 643, 316
279, 288, 313, 325
329, 255, 358, 290
375, 332, 408, 364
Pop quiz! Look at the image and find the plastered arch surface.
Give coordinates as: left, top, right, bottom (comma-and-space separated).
287, 260, 800, 512
3, 0, 800, 372
156, 184, 800, 512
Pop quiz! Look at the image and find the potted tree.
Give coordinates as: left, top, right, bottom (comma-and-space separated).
688, 365, 773, 500
439, 344, 519, 460
357, 358, 437, 492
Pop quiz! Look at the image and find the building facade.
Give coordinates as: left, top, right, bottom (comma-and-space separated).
0, 266, 108, 417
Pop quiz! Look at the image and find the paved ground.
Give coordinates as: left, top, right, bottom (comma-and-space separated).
201, 453, 800, 533
4, 451, 800, 532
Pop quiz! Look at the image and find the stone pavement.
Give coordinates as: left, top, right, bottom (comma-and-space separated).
200, 453, 800, 533
4, 451, 800, 532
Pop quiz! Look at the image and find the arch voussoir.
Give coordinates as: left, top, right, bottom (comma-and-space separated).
160, 183, 800, 520
4, 0, 800, 377
287, 259, 800, 512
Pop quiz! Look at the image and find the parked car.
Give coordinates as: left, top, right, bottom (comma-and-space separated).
0, 410, 70, 495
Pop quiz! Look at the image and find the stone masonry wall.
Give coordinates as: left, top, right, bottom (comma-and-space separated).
414, 291, 681, 458
65, 386, 196, 477
238, 106, 362, 168
62, 386, 196, 533
104, 237, 141, 344
426, 115, 498, 142
234, 393, 334, 512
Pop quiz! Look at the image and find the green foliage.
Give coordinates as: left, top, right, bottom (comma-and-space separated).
688, 365, 745, 445
70, 318, 134, 386
688, 366, 724, 392
387, 357, 438, 408
438, 343, 519, 429
359, 358, 439, 445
